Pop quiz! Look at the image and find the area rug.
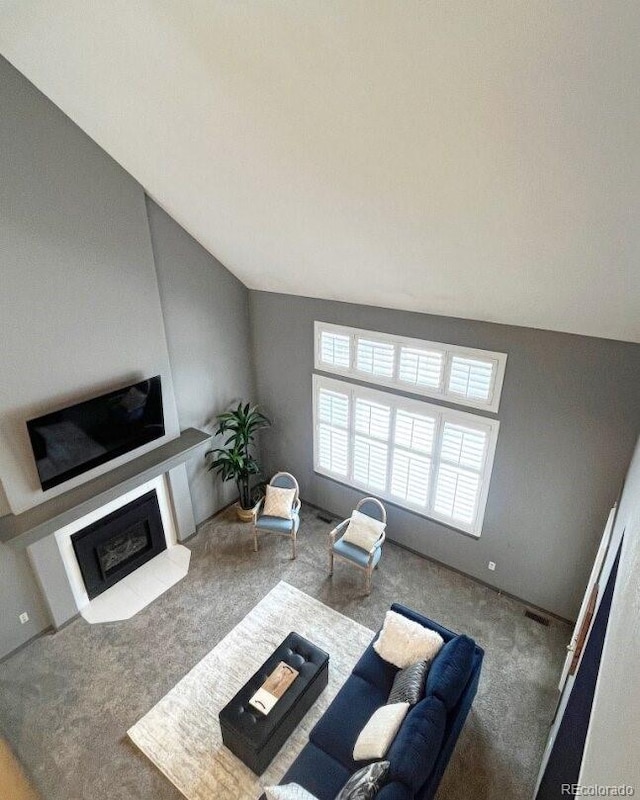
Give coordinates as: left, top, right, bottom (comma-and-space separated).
127, 581, 375, 800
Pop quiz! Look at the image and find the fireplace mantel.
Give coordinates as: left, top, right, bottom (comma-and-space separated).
0, 428, 211, 549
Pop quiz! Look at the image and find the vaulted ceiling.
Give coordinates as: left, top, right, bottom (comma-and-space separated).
1, 2, 639, 342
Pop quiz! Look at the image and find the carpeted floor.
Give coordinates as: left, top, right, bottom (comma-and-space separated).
0, 504, 569, 800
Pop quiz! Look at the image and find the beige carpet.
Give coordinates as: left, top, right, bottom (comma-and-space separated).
127, 581, 374, 800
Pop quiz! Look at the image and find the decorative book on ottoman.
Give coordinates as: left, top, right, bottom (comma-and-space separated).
249, 662, 300, 715
219, 632, 329, 775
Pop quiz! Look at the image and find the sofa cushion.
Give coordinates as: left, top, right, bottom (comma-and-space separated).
425, 635, 476, 711
374, 611, 444, 669
333, 537, 383, 569
310, 675, 387, 771
387, 696, 447, 793
387, 659, 430, 705
335, 761, 390, 800
352, 646, 398, 696
280, 741, 351, 800
372, 782, 413, 800
255, 514, 297, 533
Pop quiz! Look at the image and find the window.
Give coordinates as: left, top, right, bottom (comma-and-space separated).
314, 322, 507, 412
313, 375, 499, 536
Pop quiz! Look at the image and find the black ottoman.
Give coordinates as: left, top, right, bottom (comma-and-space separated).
219, 632, 329, 775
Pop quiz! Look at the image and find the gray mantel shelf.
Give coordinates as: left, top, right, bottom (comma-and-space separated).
0, 428, 211, 549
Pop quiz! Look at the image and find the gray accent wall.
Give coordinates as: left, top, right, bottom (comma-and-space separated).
146, 199, 255, 524
0, 58, 180, 516
249, 291, 640, 620
0, 57, 252, 658
0, 57, 182, 657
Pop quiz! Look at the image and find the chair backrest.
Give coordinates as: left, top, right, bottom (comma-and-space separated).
270, 472, 299, 503
356, 497, 386, 524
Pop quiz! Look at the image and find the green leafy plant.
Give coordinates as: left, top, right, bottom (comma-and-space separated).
205, 402, 271, 510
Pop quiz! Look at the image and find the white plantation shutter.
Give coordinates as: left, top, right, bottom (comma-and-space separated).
316, 387, 349, 476
398, 347, 443, 390
391, 450, 430, 507
440, 423, 487, 471
317, 426, 349, 476
315, 323, 506, 412
390, 410, 435, 508
394, 410, 435, 454
433, 465, 480, 525
319, 330, 350, 369
318, 388, 349, 428
355, 398, 391, 441
433, 422, 488, 525
353, 437, 388, 490
313, 375, 499, 536
353, 398, 391, 490
356, 338, 395, 378
448, 356, 495, 403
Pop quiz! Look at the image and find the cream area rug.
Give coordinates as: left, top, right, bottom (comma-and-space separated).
127, 581, 375, 800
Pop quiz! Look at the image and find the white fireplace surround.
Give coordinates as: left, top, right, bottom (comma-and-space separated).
53, 475, 189, 624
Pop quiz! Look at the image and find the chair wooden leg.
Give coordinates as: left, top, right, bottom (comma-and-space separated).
291, 532, 297, 560
366, 566, 372, 595
253, 525, 258, 552
329, 550, 334, 576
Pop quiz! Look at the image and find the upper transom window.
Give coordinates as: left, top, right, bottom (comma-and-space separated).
315, 322, 507, 413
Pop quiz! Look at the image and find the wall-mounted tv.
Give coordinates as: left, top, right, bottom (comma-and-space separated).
27, 376, 165, 491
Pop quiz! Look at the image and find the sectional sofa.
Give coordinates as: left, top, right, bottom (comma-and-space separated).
267, 603, 484, 800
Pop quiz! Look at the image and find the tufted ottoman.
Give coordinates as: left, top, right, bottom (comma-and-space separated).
219, 632, 329, 775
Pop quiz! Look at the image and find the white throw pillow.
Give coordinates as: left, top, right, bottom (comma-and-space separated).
263, 485, 296, 519
264, 784, 319, 800
352, 702, 410, 761
373, 610, 444, 669
341, 509, 385, 552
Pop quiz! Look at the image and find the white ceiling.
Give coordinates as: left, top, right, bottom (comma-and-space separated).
1, 1, 639, 342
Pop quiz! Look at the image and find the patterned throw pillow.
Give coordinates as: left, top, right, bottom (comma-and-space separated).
335, 761, 390, 800
263, 485, 296, 519
387, 659, 430, 705
342, 510, 386, 552
264, 783, 319, 800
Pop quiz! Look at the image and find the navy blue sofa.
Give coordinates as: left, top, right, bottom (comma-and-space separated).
269, 603, 483, 800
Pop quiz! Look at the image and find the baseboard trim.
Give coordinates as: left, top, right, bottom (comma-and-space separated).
193, 497, 241, 535
0, 626, 53, 664
300, 497, 574, 626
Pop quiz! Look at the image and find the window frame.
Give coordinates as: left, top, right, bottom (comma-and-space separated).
313, 374, 500, 537
314, 321, 508, 413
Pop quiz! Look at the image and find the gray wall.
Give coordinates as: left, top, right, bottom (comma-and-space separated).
0, 58, 180, 516
146, 198, 255, 523
249, 291, 640, 620
0, 57, 180, 657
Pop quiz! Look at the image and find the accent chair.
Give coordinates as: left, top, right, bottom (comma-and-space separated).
328, 497, 387, 594
252, 472, 301, 559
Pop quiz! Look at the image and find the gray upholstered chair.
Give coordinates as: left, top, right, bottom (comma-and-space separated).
252, 472, 301, 559
328, 497, 387, 594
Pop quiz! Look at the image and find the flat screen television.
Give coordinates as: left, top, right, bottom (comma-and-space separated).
27, 376, 165, 491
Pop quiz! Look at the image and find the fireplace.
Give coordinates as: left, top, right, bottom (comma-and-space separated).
71, 489, 166, 599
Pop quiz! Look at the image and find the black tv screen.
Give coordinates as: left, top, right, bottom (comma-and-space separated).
27, 376, 165, 491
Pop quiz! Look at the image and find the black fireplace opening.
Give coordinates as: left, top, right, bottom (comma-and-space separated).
72, 489, 166, 600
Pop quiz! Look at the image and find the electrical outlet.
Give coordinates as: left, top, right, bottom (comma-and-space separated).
19, 612, 29, 624
488, 561, 496, 571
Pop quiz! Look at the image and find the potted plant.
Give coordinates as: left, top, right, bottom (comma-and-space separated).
206, 402, 271, 521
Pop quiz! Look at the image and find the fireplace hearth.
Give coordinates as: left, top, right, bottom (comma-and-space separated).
71, 489, 166, 599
